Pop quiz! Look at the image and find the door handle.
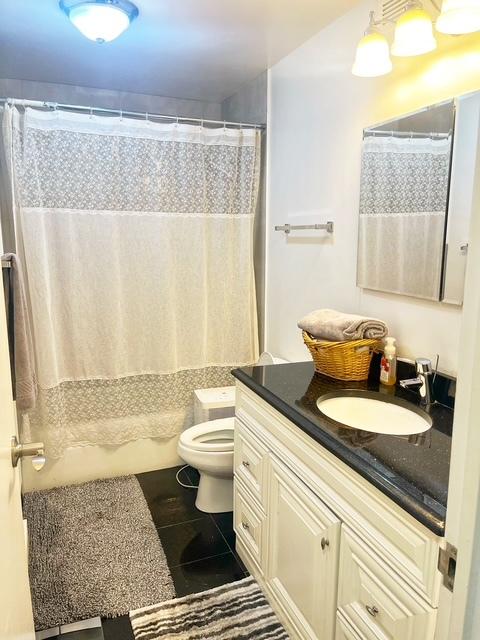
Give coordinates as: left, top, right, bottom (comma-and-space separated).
11, 435, 46, 471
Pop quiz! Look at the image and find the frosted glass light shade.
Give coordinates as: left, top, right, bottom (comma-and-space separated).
436, 0, 480, 34
352, 31, 393, 77
60, 1, 138, 43
391, 5, 437, 56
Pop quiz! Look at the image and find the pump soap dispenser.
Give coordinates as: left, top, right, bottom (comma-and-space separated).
380, 337, 397, 386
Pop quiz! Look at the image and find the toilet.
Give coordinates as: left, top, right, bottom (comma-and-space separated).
178, 353, 288, 513
178, 384, 236, 513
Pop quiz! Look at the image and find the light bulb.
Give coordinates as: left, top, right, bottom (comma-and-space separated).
352, 30, 393, 77
436, 0, 480, 34
391, 3, 437, 56
60, 1, 139, 43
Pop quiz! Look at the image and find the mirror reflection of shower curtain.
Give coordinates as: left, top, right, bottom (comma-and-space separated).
357, 135, 451, 301
5, 106, 260, 457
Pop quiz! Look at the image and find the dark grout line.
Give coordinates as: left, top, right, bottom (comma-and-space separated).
172, 551, 233, 569
155, 516, 206, 530
209, 513, 236, 555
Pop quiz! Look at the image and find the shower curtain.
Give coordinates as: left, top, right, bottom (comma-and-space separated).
6, 106, 260, 457
357, 135, 451, 300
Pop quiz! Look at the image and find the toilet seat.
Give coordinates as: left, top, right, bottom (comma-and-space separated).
179, 417, 235, 453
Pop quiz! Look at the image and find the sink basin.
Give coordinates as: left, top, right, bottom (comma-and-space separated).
316, 390, 432, 436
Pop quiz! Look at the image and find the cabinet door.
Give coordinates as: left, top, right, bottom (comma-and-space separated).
338, 526, 437, 640
266, 456, 341, 640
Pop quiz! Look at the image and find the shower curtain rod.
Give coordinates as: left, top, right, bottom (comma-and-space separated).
364, 129, 451, 139
0, 97, 266, 130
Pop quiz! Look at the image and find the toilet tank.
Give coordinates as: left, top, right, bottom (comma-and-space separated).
193, 386, 236, 424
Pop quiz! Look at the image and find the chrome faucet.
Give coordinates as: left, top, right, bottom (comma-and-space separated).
399, 358, 434, 406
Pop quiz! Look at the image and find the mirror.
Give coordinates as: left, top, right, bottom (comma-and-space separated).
357, 93, 480, 305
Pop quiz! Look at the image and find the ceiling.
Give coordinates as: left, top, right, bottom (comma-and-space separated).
0, 0, 359, 103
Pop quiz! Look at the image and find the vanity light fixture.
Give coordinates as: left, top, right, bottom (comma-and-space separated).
59, 0, 139, 43
436, 0, 480, 34
352, 12, 393, 77
352, 1, 445, 76
391, 1, 437, 56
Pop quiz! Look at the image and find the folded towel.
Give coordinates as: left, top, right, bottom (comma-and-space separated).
297, 308, 388, 342
2, 253, 37, 411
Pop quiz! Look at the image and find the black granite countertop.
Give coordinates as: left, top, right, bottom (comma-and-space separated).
232, 361, 453, 536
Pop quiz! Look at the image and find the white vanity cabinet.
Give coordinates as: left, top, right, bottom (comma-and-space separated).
233, 383, 442, 640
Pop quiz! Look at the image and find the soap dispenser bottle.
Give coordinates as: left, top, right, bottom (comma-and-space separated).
380, 337, 397, 386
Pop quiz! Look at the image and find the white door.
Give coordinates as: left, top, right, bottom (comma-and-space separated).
436, 97, 480, 640
0, 266, 35, 638
266, 455, 341, 640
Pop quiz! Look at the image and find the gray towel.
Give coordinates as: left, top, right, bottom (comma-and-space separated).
298, 308, 388, 341
2, 253, 37, 411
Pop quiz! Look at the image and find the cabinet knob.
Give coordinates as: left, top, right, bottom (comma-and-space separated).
321, 537, 329, 551
366, 605, 379, 618
241, 521, 250, 530
242, 460, 250, 468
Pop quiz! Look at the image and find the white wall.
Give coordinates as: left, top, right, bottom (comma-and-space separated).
0, 78, 222, 119
22, 436, 182, 492
222, 73, 268, 349
222, 72, 268, 125
266, 0, 480, 376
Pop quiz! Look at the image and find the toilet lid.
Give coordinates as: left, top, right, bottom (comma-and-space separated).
180, 417, 235, 452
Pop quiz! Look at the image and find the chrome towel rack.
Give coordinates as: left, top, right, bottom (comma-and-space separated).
274, 221, 334, 235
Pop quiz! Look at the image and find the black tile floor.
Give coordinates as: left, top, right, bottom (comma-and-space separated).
100, 465, 247, 640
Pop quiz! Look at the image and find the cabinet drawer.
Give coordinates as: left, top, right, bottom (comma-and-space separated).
234, 419, 268, 507
338, 526, 437, 640
234, 479, 265, 572
335, 613, 364, 640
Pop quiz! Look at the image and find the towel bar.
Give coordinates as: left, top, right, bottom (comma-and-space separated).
274, 222, 334, 235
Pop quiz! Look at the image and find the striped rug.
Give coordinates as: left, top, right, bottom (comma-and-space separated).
129, 576, 290, 640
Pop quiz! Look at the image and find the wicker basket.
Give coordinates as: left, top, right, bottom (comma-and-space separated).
302, 331, 379, 381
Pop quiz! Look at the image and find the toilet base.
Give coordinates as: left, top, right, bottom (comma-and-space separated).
195, 472, 233, 513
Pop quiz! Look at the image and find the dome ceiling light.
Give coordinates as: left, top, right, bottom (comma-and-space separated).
59, 0, 139, 43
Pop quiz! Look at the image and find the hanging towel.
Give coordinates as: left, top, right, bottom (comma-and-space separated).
2, 253, 37, 411
297, 308, 388, 342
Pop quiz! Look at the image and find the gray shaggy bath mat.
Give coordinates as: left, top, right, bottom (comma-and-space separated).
23, 475, 175, 630
130, 576, 290, 640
